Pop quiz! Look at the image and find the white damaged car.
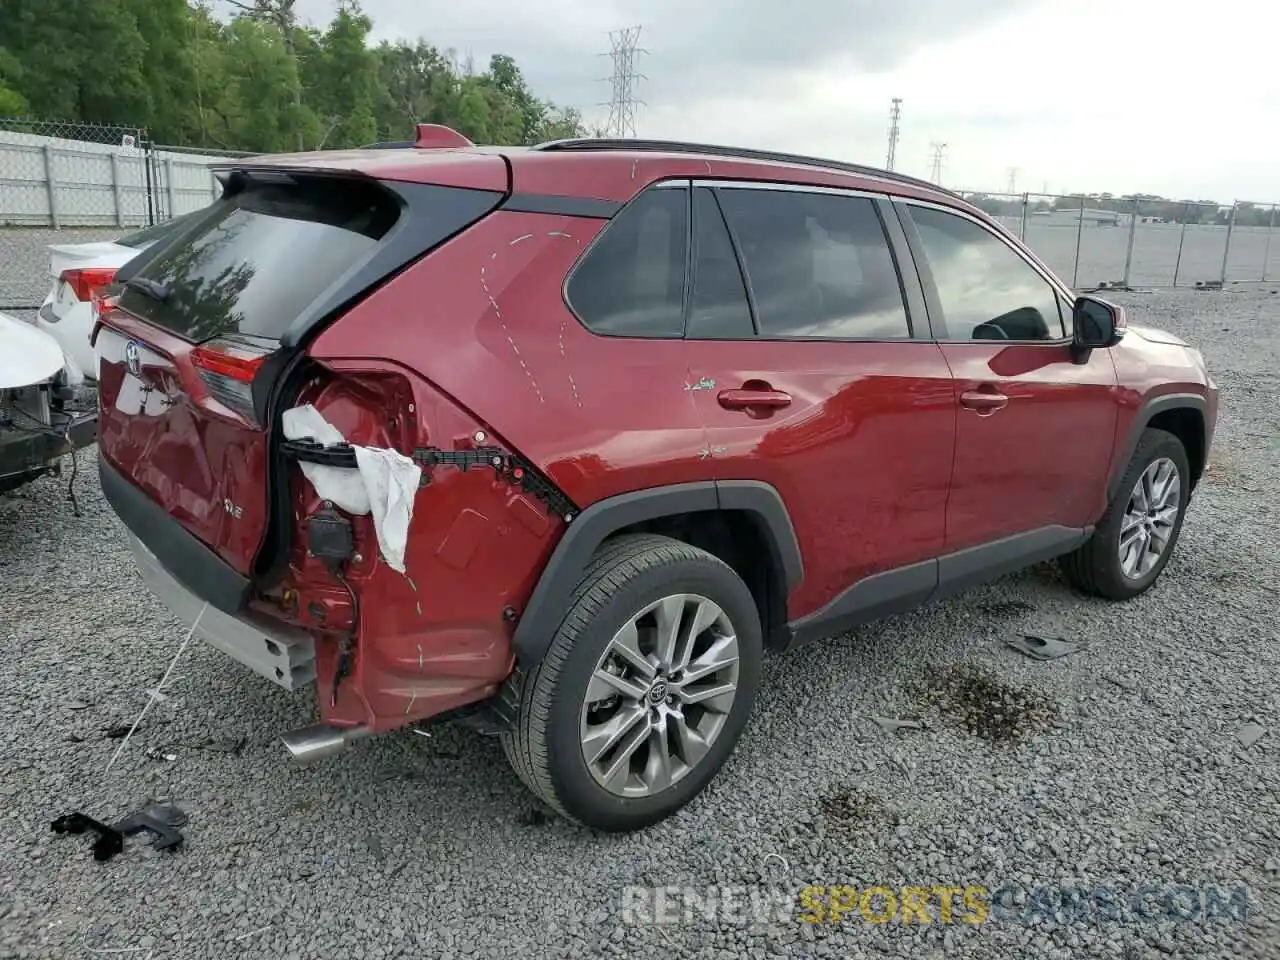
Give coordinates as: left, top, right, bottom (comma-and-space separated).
0, 312, 97, 495
34, 213, 198, 381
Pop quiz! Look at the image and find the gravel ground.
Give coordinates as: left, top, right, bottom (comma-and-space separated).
2, 288, 1278, 959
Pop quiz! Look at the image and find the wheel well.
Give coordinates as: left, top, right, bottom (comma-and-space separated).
614, 510, 789, 649
1147, 407, 1206, 490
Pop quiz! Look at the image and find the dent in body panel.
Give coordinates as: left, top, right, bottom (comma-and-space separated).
95, 322, 270, 572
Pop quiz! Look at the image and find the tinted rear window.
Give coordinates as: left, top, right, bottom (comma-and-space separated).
120, 178, 399, 342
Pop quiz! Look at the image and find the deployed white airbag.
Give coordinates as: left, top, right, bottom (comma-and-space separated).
281, 404, 422, 574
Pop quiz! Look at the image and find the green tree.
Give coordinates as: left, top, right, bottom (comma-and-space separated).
306, 5, 378, 148
123, 0, 201, 144
1, 0, 149, 123
0, 0, 583, 151
0, 48, 29, 115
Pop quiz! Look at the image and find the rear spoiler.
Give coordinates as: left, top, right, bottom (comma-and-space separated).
363, 124, 475, 151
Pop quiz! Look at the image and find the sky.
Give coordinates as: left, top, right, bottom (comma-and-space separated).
289, 0, 1279, 202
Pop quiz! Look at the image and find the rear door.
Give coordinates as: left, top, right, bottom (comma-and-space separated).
95, 168, 504, 576
681, 182, 956, 620
898, 200, 1118, 551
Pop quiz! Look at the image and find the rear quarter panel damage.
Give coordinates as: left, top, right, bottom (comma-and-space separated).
263, 363, 562, 731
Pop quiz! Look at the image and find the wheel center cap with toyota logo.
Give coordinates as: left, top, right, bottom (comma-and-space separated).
647, 679, 669, 704
124, 340, 142, 378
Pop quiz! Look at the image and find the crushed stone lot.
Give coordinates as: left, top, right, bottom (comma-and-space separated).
2, 288, 1279, 959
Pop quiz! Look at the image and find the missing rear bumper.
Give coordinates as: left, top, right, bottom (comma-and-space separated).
126, 533, 318, 691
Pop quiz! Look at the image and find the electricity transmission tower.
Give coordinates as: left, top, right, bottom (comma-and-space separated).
602, 26, 646, 138
928, 142, 948, 184
1006, 167, 1019, 194
885, 98, 902, 171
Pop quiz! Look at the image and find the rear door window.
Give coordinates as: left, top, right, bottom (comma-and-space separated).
715, 187, 912, 340
566, 185, 688, 338
118, 178, 399, 342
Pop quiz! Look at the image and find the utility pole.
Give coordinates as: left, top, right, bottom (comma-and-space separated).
886, 98, 902, 171
1006, 167, 1019, 195
601, 26, 647, 138
928, 142, 948, 184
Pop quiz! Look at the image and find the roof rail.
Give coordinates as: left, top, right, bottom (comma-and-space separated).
530, 137, 959, 198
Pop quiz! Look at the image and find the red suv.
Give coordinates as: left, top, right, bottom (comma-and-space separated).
93, 128, 1218, 832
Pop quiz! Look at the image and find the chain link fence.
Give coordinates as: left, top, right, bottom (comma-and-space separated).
957, 191, 1280, 290
0, 118, 249, 309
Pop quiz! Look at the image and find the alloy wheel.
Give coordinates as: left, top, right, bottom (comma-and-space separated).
1119, 456, 1181, 579
579, 594, 741, 798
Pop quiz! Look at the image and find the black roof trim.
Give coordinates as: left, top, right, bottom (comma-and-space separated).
530, 138, 961, 199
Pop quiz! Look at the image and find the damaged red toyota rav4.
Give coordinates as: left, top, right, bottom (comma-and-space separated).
93, 127, 1218, 832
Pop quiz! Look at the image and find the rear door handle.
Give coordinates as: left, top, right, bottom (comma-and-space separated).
959, 389, 1009, 414
717, 388, 792, 411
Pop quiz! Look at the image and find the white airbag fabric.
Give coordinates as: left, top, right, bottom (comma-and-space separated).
281, 404, 422, 574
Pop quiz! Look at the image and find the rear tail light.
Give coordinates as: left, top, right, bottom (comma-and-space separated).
191, 337, 273, 423
88, 294, 118, 348
61, 267, 118, 302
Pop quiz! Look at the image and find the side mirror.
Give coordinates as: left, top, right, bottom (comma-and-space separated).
1071, 295, 1125, 362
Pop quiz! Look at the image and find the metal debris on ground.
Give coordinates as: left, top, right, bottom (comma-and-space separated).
1005, 634, 1089, 661
1237, 723, 1267, 748
51, 802, 187, 861
872, 716, 924, 736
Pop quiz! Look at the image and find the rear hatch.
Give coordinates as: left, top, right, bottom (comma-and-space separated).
95, 160, 506, 592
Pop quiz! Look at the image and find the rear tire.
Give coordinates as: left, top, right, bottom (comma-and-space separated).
1059, 428, 1191, 600
500, 533, 762, 832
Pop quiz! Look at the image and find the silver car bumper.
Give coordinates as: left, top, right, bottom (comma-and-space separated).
127, 533, 317, 691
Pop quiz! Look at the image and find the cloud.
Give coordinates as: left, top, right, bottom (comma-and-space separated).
294, 0, 1036, 103
283, 0, 1278, 200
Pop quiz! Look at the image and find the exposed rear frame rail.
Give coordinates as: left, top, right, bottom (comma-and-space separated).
281, 439, 578, 519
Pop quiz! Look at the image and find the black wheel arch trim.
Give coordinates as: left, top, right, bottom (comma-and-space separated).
511, 479, 803, 664
1107, 392, 1209, 500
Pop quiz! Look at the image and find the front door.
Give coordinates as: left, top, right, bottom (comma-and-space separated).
681, 183, 957, 620
899, 202, 1119, 552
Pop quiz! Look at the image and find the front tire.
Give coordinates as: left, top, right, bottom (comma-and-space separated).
1059, 427, 1191, 599
501, 534, 763, 832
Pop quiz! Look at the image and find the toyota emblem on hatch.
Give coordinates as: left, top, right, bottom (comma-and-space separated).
124, 340, 142, 378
